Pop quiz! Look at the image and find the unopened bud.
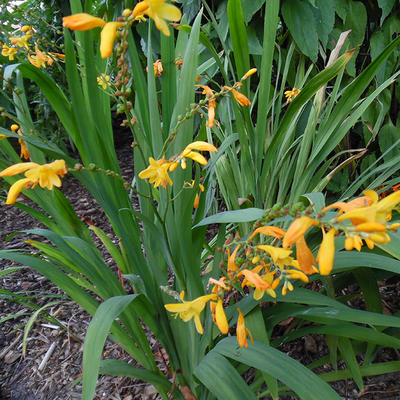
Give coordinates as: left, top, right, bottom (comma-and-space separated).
122, 9, 132, 17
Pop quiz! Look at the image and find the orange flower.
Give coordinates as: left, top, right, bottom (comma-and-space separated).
295, 235, 316, 275
63, 13, 122, 58
249, 226, 285, 240
227, 245, 240, 279
282, 216, 318, 248
236, 308, 253, 348
196, 85, 216, 128
223, 86, 251, 106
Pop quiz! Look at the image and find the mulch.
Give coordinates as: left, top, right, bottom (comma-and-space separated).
1, 141, 400, 399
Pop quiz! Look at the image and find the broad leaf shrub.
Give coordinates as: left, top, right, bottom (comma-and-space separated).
0, 1, 400, 399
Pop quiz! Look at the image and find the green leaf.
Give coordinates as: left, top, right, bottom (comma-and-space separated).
194, 351, 257, 400
99, 360, 171, 392
378, 0, 395, 24
82, 295, 142, 400
194, 208, 265, 227
300, 192, 325, 213
214, 337, 342, 399
282, 0, 319, 62
228, 0, 250, 82
337, 338, 363, 390
312, 0, 335, 48
241, 0, 265, 24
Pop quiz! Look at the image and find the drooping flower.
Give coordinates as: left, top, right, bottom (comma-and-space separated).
282, 216, 318, 248
2, 45, 18, 61
63, 13, 123, 58
11, 124, 30, 160
180, 141, 217, 167
236, 308, 253, 348
316, 228, 336, 275
0, 160, 67, 204
227, 245, 240, 279
138, 157, 173, 189
132, 0, 182, 36
249, 225, 285, 240
284, 87, 300, 102
223, 86, 251, 106
211, 298, 229, 334
323, 192, 374, 214
295, 235, 317, 275
195, 85, 216, 128
164, 292, 217, 334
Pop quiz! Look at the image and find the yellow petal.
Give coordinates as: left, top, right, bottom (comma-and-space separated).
194, 313, 203, 334
317, 229, 336, 275
184, 151, 208, 165
6, 178, 32, 204
132, 1, 149, 18
185, 141, 218, 152
0, 162, 38, 177
100, 22, 122, 58
215, 299, 228, 334
63, 13, 106, 31
156, 3, 182, 21
153, 15, 170, 36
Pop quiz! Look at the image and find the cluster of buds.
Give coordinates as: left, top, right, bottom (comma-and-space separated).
114, 12, 133, 115
164, 188, 400, 348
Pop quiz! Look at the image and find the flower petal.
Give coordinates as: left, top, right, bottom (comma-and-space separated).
0, 162, 38, 177
6, 178, 32, 204
63, 13, 106, 31
100, 22, 122, 58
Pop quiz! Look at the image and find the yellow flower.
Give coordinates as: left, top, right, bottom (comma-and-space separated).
210, 298, 229, 334
12, 125, 31, 160
238, 268, 276, 300
97, 73, 110, 90
0, 160, 67, 204
164, 292, 217, 334
284, 87, 300, 102
236, 308, 253, 348
316, 228, 336, 275
196, 85, 216, 128
257, 245, 293, 269
153, 59, 163, 77
28, 45, 53, 69
138, 157, 173, 189
323, 192, 374, 214
282, 216, 318, 248
180, 141, 217, 167
63, 13, 123, 58
338, 190, 400, 226
10, 34, 31, 49
132, 0, 182, 37
2, 45, 18, 61
227, 245, 240, 279
223, 86, 251, 106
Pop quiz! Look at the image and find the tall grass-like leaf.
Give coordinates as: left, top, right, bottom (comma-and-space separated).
227, 0, 250, 89
82, 295, 163, 400
213, 337, 342, 399
194, 351, 257, 400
